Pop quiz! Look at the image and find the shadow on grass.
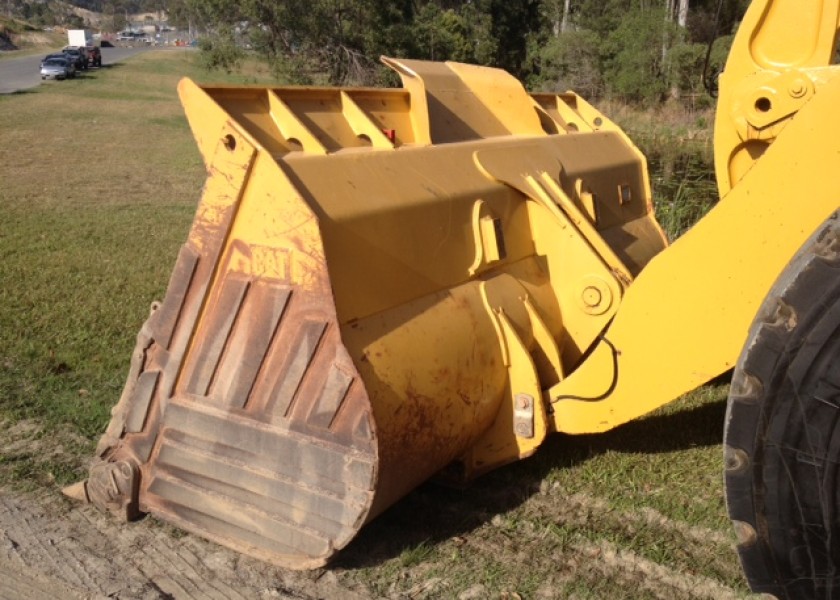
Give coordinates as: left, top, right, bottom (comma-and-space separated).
42, 62, 128, 85
94, 62, 127, 70
70, 62, 127, 77
335, 385, 730, 570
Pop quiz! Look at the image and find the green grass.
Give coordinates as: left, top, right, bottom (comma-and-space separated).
0, 51, 751, 598
0, 50, 280, 484
334, 385, 748, 599
610, 102, 719, 241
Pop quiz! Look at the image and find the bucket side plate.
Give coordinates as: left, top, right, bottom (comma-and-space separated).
84, 115, 378, 569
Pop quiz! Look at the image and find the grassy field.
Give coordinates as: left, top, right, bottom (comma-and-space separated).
0, 51, 275, 487
0, 51, 750, 598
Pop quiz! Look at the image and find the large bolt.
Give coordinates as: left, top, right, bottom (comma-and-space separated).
789, 80, 808, 99
577, 276, 613, 316
515, 423, 531, 437
582, 286, 602, 308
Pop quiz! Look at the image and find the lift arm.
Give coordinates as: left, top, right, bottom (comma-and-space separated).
548, 0, 840, 434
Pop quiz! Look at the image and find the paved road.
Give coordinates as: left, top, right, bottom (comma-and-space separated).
0, 46, 150, 94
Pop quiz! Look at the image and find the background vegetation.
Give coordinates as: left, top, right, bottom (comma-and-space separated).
4, 0, 750, 104
172, 0, 750, 100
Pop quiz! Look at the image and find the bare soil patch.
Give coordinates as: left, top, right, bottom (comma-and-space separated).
0, 482, 746, 600
0, 488, 371, 600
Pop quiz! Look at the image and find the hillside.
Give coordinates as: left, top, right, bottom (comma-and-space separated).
0, 16, 61, 52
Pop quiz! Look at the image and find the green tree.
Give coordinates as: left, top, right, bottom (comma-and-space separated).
411, 3, 494, 64
198, 24, 242, 72
527, 28, 603, 96
602, 5, 671, 102
477, 0, 541, 74
161, 0, 748, 106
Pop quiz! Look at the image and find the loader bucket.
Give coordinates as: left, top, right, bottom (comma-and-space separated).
74, 57, 668, 568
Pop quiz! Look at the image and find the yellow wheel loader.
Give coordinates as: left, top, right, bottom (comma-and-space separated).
64, 0, 840, 596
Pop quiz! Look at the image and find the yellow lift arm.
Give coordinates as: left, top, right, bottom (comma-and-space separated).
549, 0, 840, 434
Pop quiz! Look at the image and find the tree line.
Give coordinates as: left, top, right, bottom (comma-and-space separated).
173, 0, 750, 104
22, 0, 752, 104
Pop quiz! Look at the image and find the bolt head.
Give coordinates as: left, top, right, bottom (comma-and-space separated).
789, 80, 808, 98
582, 286, 602, 308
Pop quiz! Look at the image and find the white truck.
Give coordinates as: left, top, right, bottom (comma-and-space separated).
67, 29, 93, 48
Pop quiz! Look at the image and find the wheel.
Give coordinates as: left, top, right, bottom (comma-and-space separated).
725, 211, 840, 599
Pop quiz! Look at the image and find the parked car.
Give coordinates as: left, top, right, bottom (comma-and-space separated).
40, 53, 76, 77
61, 46, 88, 70
85, 45, 102, 67
40, 57, 74, 80
41, 52, 66, 66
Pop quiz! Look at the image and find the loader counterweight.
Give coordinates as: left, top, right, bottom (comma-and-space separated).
75, 57, 667, 567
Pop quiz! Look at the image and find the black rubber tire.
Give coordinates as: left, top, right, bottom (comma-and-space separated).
725, 211, 840, 599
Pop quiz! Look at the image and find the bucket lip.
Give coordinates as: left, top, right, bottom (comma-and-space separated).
85, 385, 380, 570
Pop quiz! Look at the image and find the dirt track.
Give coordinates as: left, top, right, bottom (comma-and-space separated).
0, 483, 749, 600
0, 419, 751, 599
0, 409, 751, 599
0, 490, 367, 600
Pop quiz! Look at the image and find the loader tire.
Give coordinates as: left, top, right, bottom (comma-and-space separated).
725, 212, 840, 599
